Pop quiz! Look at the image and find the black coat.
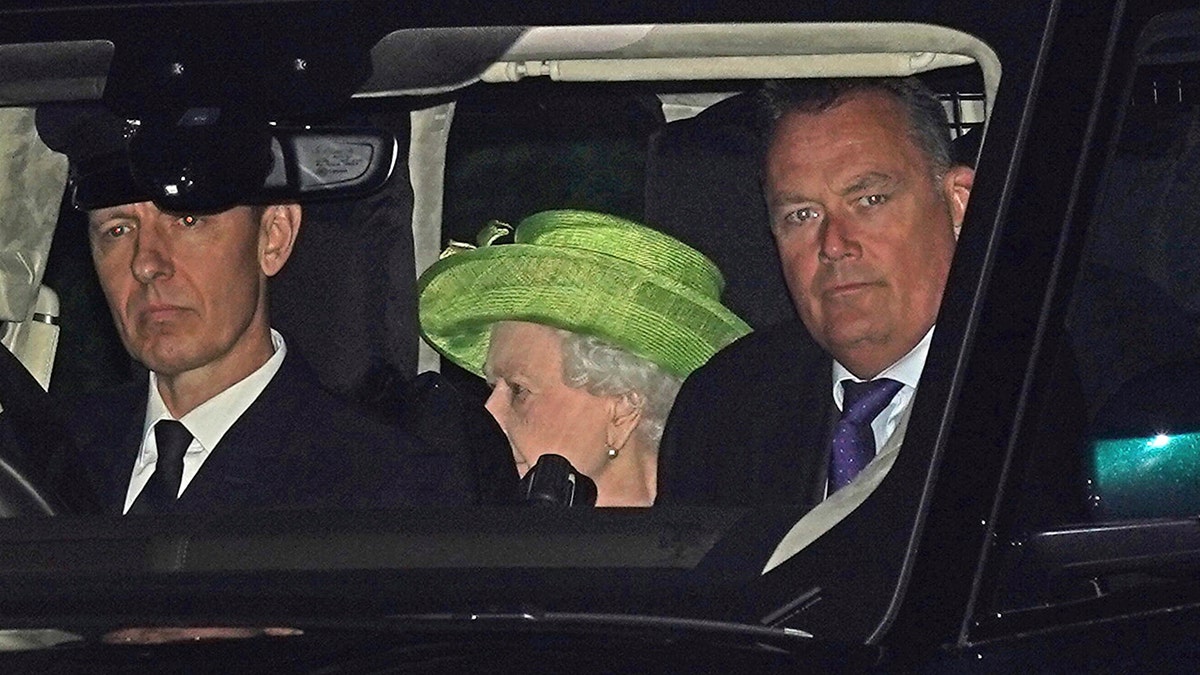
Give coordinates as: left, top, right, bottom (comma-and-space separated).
67, 353, 470, 514
656, 322, 835, 509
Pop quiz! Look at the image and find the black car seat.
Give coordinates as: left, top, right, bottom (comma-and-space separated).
270, 113, 421, 394
270, 112, 518, 505
644, 92, 796, 330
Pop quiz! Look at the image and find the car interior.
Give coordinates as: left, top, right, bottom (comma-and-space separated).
5, 2, 1200, 664
7, 21, 995, 506
0, 20, 1015, 649
42, 7, 1200, 656
990, 10, 1200, 622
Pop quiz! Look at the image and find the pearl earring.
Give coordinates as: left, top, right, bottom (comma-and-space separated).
606, 445, 619, 460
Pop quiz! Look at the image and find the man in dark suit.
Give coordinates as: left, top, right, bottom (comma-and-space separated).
42, 107, 470, 514
66, 346, 464, 514
657, 77, 974, 509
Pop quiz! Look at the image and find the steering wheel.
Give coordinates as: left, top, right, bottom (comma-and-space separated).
0, 340, 100, 516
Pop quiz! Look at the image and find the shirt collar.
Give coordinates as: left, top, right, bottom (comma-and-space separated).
832, 325, 934, 408
137, 329, 287, 467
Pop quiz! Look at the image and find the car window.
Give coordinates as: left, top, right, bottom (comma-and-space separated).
2, 6, 1089, 661
988, 6, 1200, 619
1030, 13, 1200, 524
444, 80, 659, 234
1078, 57, 1200, 521
34, 24, 996, 517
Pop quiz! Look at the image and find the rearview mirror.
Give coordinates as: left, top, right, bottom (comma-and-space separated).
260, 127, 398, 200
37, 102, 398, 212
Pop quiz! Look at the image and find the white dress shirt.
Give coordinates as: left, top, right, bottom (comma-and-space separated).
831, 325, 934, 453
123, 329, 288, 514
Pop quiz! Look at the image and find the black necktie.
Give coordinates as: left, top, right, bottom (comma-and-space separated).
828, 379, 903, 493
128, 420, 192, 514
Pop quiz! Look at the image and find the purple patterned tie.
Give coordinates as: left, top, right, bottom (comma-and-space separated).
828, 378, 903, 493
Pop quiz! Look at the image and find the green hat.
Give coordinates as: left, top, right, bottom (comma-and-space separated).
418, 210, 751, 379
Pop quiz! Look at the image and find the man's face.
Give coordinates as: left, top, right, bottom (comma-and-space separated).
764, 91, 973, 378
87, 202, 284, 381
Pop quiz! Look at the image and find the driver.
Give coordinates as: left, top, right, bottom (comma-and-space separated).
37, 105, 469, 514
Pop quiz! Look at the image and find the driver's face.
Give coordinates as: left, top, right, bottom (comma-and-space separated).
87, 202, 275, 385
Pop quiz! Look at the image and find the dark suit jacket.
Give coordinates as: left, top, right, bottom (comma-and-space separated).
657, 322, 835, 509
66, 353, 470, 514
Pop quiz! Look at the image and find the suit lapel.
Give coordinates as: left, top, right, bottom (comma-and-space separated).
172, 354, 306, 512
746, 324, 833, 509
109, 416, 143, 514
173, 428, 270, 512
72, 381, 145, 515
794, 356, 835, 509
778, 350, 833, 511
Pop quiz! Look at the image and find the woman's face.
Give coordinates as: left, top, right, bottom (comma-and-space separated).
484, 321, 616, 478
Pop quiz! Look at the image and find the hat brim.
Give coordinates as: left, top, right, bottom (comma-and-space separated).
419, 244, 750, 378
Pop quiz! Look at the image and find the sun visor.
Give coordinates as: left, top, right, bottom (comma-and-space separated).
360, 27, 529, 96
0, 108, 67, 323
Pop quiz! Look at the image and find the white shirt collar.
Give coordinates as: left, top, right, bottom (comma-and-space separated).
831, 325, 934, 408
135, 329, 288, 471
822, 326, 933, 501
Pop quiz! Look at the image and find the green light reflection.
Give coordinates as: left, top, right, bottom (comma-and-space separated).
1092, 431, 1200, 519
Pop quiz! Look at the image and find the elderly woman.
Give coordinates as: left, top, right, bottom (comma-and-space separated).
418, 210, 749, 506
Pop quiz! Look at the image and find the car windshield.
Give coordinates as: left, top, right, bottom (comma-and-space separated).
0, 0, 1096, 662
